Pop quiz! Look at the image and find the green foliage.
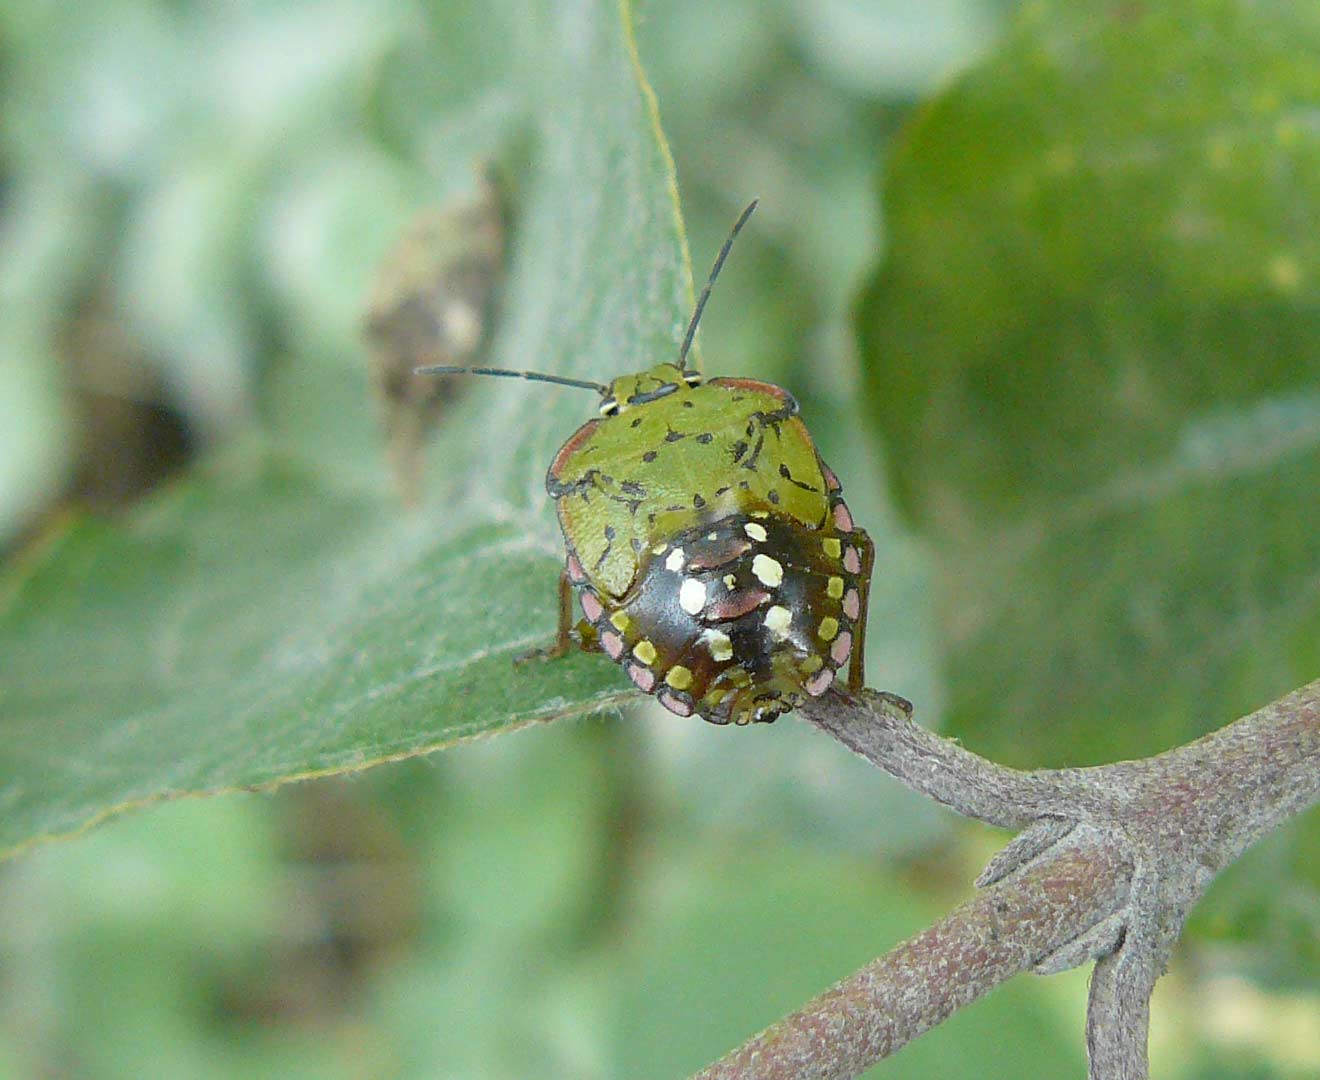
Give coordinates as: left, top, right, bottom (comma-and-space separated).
0, 463, 631, 854
608, 836, 1083, 1078
1191, 810, 1320, 987
2, 0, 1318, 1076
856, 0, 1320, 989
858, 0, 1320, 766
0, 722, 1082, 1080
0, 0, 684, 855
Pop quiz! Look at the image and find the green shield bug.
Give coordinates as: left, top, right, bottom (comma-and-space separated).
421, 202, 873, 725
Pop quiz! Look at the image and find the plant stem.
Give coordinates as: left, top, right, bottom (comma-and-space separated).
694, 678, 1320, 1080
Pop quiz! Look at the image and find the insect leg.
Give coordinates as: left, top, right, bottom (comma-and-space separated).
517, 569, 597, 662
846, 527, 875, 693
551, 568, 578, 656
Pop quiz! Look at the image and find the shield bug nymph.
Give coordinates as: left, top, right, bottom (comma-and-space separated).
421, 201, 873, 725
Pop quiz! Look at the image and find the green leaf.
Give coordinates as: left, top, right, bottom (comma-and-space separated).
857, 0, 1320, 766
0, 0, 689, 858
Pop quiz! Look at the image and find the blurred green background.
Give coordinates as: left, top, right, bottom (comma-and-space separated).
2, 1, 1318, 1077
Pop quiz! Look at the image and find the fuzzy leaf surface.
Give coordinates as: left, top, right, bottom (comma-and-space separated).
0, 0, 686, 856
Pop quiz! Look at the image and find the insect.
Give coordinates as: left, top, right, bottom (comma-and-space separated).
421, 202, 872, 725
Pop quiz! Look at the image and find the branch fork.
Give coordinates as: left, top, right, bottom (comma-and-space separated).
695, 680, 1320, 1080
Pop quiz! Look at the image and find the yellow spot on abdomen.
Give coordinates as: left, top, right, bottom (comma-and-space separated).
827, 576, 844, 599
822, 538, 842, 558
818, 617, 839, 642
665, 665, 693, 690
633, 640, 657, 665
610, 610, 631, 632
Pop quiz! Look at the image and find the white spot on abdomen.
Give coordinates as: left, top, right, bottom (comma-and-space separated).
679, 578, 707, 615
765, 604, 791, 640
700, 628, 734, 662
752, 553, 783, 588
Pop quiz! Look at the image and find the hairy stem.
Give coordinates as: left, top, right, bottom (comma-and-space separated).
1127, 679, 1320, 869
1086, 945, 1157, 1080
696, 677, 1320, 1080
801, 690, 1059, 829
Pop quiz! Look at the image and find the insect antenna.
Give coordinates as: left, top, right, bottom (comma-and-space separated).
676, 198, 759, 371
414, 364, 608, 394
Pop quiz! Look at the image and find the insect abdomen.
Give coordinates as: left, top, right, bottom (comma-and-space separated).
568, 508, 865, 725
